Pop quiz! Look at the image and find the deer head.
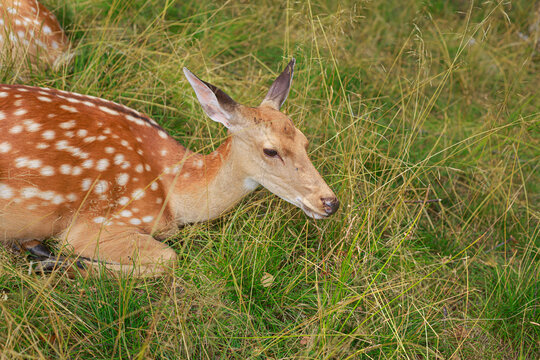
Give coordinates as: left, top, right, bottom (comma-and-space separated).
183, 59, 339, 219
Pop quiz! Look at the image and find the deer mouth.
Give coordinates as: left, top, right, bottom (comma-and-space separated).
298, 201, 329, 220
275, 195, 329, 219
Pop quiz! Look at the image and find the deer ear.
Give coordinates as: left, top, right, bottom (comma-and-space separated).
183, 67, 238, 128
261, 58, 295, 110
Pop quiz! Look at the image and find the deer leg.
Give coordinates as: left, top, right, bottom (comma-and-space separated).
21, 240, 54, 260
16, 240, 86, 275
59, 223, 177, 275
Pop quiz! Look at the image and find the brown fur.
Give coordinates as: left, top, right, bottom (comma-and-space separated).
0, 65, 337, 275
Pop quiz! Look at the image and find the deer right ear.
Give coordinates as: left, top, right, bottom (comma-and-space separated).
183, 68, 238, 128
261, 58, 295, 110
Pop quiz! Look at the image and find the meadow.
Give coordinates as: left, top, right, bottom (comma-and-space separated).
0, 0, 538, 358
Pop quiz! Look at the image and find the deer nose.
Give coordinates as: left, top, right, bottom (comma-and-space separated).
321, 197, 339, 216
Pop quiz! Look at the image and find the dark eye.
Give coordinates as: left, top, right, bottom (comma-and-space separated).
263, 148, 279, 158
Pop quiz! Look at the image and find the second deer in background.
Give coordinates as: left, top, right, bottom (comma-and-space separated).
0, 0, 70, 70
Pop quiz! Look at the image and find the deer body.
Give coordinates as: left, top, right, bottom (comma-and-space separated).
0, 60, 339, 274
0, 0, 70, 69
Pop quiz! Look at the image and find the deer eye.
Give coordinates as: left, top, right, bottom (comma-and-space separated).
263, 148, 279, 158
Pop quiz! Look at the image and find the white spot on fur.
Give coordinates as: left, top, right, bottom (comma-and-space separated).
116, 173, 129, 186
96, 159, 110, 171
193, 159, 203, 168
59, 164, 72, 175
99, 106, 119, 115
105, 146, 115, 153
14, 109, 27, 116
66, 97, 81, 104
81, 178, 92, 191
14, 157, 29, 168
82, 159, 94, 169
9, 125, 23, 134
23, 120, 41, 132
37, 96, 52, 102
93, 217, 106, 224
40, 166, 55, 176
52, 195, 65, 204
0, 142, 11, 153
118, 196, 129, 206
120, 210, 132, 217
129, 218, 142, 225
42, 130, 55, 140
41, 191, 55, 201
94, 180, 109, 194
113, 154, 125, 165
76, 129, 88, 137
60, 105, 78, 113
132, 188, 145, 200
72, 166, 82, 175
55, 140, 69, 150
21, 187, 38, 198
26, 159, 42, 169
0, 183, 14, 199
135, 164, 143, 173
150, 182, 158, 191
59, 120, 76, 129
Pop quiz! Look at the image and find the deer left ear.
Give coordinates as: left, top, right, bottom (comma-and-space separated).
183, 67, 238, 128
261, 58, 295, 110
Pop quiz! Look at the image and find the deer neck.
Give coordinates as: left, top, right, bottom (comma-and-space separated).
165, 136, 258, 224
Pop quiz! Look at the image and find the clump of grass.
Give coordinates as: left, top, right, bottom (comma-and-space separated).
0, 0, 538, 358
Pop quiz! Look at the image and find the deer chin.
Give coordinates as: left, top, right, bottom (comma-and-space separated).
301, 207, 328, 219
269, 193, 327, 219
296, 197, 329, 220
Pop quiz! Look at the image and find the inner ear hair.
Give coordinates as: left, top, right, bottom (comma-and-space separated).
261, 58, 296, 110
200, 78, 238, 113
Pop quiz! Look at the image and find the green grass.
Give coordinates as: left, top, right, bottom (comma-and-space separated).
1, 0, 538, 358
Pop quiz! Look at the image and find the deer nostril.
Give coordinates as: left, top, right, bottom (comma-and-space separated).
321, 197, 339, 215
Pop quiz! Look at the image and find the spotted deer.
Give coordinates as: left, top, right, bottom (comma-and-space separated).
0, 59, 339, 274
0, 0, 70, 69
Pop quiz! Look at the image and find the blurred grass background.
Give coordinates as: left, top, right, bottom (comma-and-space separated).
0, 0, 538, 358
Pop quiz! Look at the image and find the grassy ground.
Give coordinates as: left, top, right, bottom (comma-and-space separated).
1, 0, 538, 358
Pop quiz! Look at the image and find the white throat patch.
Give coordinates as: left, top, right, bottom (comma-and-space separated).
243, 178, 259, 191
